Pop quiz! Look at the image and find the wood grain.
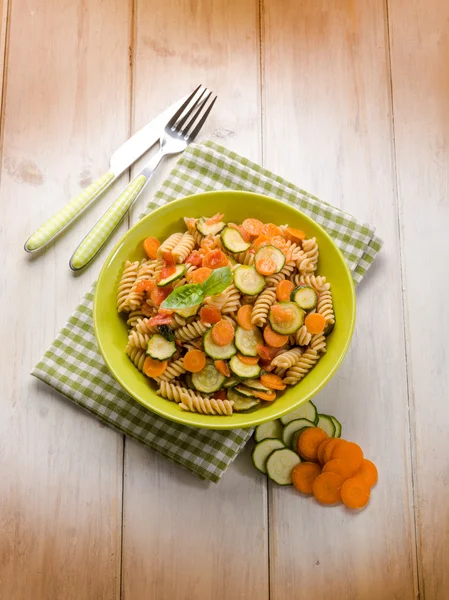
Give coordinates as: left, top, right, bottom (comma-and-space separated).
121, 1, 268, 599
262, 1, 418, 598
389, 1, 449, 597
0, 0, 131, 598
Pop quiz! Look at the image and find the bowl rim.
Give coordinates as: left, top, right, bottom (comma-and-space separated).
93, 190, 356, 429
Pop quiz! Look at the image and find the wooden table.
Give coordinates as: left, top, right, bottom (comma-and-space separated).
1, 1, 447, 598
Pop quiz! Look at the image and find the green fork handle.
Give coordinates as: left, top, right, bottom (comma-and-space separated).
24, 171, 115, 252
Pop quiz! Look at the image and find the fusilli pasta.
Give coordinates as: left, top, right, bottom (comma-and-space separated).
283, 348, 319, 385
117, 260, 139, 312
172, 232, 196, 263
157, 232, 183, 256
179, 392, 234, 415
251, 287, 277, 326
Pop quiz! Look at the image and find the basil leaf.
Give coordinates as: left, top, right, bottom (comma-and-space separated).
201, 266, 232, 297
161, 284, 205, 310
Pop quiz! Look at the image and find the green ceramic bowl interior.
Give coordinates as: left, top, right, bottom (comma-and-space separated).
94, 191, 355, 430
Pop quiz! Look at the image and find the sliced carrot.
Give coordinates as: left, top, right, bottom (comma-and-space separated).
202, 249, 228, 269
332, 441, 364, 473
341, 478, 371, 509
260, 223, 283, 238
184, 350, 207, 373
276, 279, 295, 302
322, 438, 346, 464
135, 279, 155, 294
205, 212, 224, 225
260, 373, 286, 391
143, 236, 161, 259
252, 235, 271, 252
150, 286, 172, 306
263, 325, 289, 348
354, 459, 378, 488
322, 458, 355, 481
237, 304, 255, 330
162, 250, 175, 265
212, 389, 227, 400
297, 427, 329, 461
229, 222, 252, 242
255, 255, 277, 276
237, 353, 259, 365
312, 472, 344, 505
185, 250, 203, 267
212, 320, 235, 346
252, 389, 277, 401
292, 462, 322, 494
143, 357, 168, 378
190, 267, 212, 284
214, 360, 231, 377
242, 218, 264, 237
304, 312, 326, 334
270, 304, 295, 324
317, 439, 331, 465
158, 263, 177, 281
284, 227, 305, 242
200, 305, 222, 324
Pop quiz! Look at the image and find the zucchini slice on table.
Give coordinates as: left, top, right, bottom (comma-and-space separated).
266, 448, 301, 485
255, 245, 285, 274
173, 304, 200, 318
291, 285, 318, 311
157, 264, 186, 287
280, 401, 318, 426
317, 414, 337, 437
229, 355, 261, 379
203, 329, 237, 360
233, 265, 265, 295
254, 420, 284, 443
191, 361, 225, 393
196, 217, 226, 236
252, 438, 286, 473
268, 302, 305, 335
234, 326, 264, 357
220, 227, 251, 253
227, 388, 261, 412
282, 418, 316, 447
146, 334, 177, 361
330, 415, 342, 438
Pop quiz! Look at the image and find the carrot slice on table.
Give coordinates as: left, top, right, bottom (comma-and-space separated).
332, 441, 364, 473
150, 286, 172, 306
237, 305, 255, 330
341, 477, 371, 509
205, 212, 224, 225
260, 223, 284, 238
200, 305, 222, 324
242, 218, 263, 237
317, 439, 331, 465
263, 325, 289, 348
135, 279, 155, 294
143, 236, 161, 259
184, 350, 207, 373
214, 360, 231, 377
312, 472, 344, 505
354, 459, 378, 487
237, 353, 259, 365
322, 458, 355, 481
212, 320, 235, 346
322, 438, 346, 464
252, 389, 277, 401
276, 279, 295, 302
143, 357, 168, 378
255, 256, 277, 276
284, 227, 305, 242
252, 235, 271, 252
292, 462, 322, 494
297, 427, 329, 461
260, 373, 286, 391
305, 312, 326, 334
202, 249, 228, 269
190, 266, 212, 283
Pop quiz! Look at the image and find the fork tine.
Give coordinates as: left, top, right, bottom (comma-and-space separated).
185, 95, 217, 142
180, 91, 212, 137
166, 84, 202, 129
174, 88, 208, 131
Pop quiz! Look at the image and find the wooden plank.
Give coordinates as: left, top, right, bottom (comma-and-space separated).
0, 0, 131, 598
388, 1, 449, 597
263, 1, 418, 598
121, 1, 268, 599
0, 0, 9, 110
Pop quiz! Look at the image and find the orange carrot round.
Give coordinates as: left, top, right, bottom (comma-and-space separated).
205, 212, 224, 225
260, 223, 283, 238
143, 357, 168, 378
305, 312, 326, 334
242, 218, 263, 237
252, 235, 271, 252
143, 236, 161, 259
252, 389, 277, 401
297, 427, 329, 461
292, 462, 322, 494
312, 472, 344, 505
263, 325, 289, 348
322, 458, 355, 481
199, 305, 222, 324
183, 350, 207, 373
276, 279, 295, 302
255, 256, 277, 276
212, 320, 235, 346
322, 438, 346, 464
202, 249, 228, 269
214, 360, 231, 377
284, 227, 305, 242
190, 267, 212, 284
354, 459, 378, 488
237, 305, 255, 330
341, 477, 371, 509
270, 304, 295, 324
237, 353, 259, 365
260, 373, 286, 391
332, 441, 364, 473
317, 439, 331, 465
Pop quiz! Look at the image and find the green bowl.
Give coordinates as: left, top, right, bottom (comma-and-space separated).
94, 190, 355, 430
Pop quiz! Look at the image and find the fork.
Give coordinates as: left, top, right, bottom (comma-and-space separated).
69, 86, 217, 271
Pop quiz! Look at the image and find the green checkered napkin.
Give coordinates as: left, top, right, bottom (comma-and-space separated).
32, 141, 382, 483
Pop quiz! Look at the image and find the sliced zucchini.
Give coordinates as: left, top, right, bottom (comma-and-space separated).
223, 375, 241, 388
233, 266, 265, 295
330, 415, 342, 438
255, 245, 285, 274
229, 355, 261, 378
235, 385, 257, 397
234, 326, 264, 357
191, 361, 225, 394
146, 334, 177, 361
157, 324, 175, 342
268, 302, 305, 335
244, 379, 271, 393
252, 438, 286, 473
254, 420, 284, 443
203, 329, 237, 360
196, 217, 226, 236
324, 320, 335, 336
221, 227, 251, 253
291, 429, 306, 451
266, 448, 301, 485
291, 285, 318, 311
157, 264, 186, 287
173, 304, 200, 318
280, 401, 318, 426
282, 418, 315, 447
227, 388, 261, 412
317, 414, 336, 437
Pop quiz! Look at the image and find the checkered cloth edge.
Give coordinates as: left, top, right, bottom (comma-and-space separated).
32, 141, 382, 483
